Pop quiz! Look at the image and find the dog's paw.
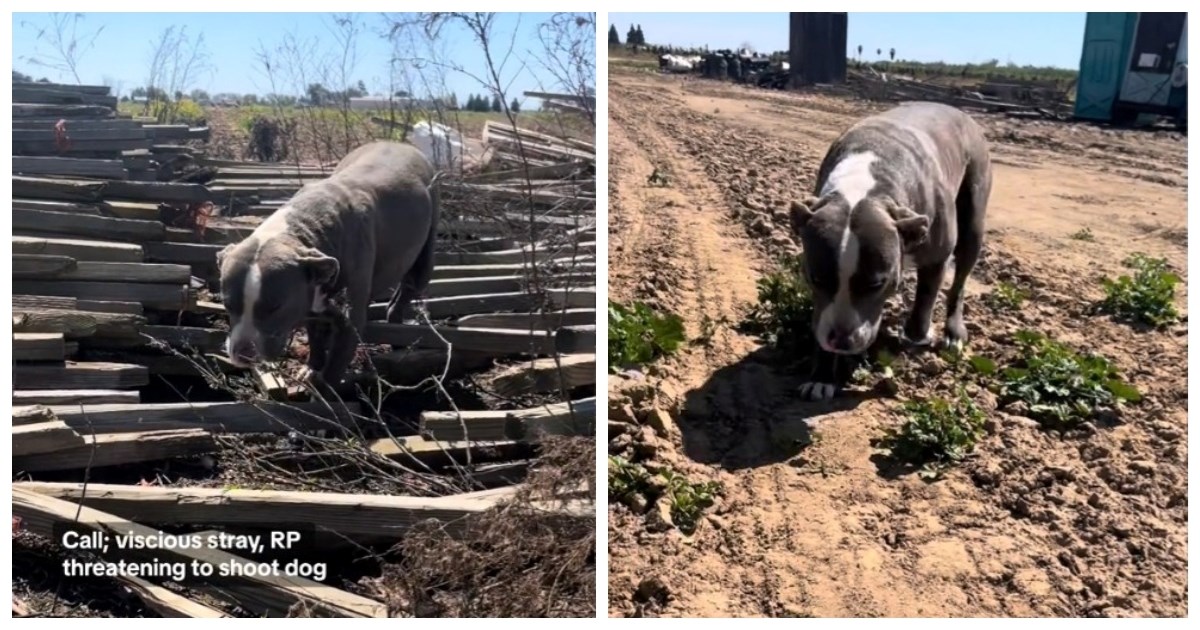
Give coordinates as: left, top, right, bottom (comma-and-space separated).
798, 381, 838, 401
940, 335, 966, 354
900, 330, 935, 347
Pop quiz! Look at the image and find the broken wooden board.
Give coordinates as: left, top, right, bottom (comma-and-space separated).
12, 428, 217, 472
11, 488, 387, 617
13, 207, 165, 242
42, 401, 361, 435
13, 332, 66, 361
490, 354, 596, 397
554, 325, 596, 354
18, 482, 497, 539
13, 389, 141, 406
419, 409, 509, 441
13, 235, 144, 263
13, 361, 149, 390
364, 323, 556, 356
14, 257, 192, 284
13, 308, 145, 338
12, 156, 129, 180
505, 397, 597, 441
453, 308, 596, 331
12, 280, 192, 311
368, 435, 532, 468
13, 420, 86, 457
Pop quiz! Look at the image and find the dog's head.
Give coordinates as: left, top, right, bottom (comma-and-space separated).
790, 195, 928, 355
217, 238, 338, 367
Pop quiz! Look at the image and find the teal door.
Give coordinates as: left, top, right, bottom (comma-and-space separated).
1075, 13, 1137, 121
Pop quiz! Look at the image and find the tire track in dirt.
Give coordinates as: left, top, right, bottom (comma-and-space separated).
608, 72, 1188, 618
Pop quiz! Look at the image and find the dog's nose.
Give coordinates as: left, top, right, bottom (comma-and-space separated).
826, 329, 853, 352
231, 339, 258, 363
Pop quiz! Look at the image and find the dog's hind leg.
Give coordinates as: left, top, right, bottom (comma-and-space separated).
386, 187, 439, 324
943, 153, 992, 350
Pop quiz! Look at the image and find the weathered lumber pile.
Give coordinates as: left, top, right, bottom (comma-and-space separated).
11, 96, 596, 616
843, 69, 1073, 118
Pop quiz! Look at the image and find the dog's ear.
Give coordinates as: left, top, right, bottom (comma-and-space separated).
883, 199, 930, 250
298, 248, 340, 286
216, 243, 235, 269
789, 196, 822, 232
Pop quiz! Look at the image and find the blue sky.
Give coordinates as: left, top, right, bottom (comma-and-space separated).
610, 13, 1087, 69
12, 12, 586, 103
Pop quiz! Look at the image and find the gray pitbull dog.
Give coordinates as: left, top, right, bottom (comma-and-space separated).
790, 101, 992, 401
217, 141, 439, 386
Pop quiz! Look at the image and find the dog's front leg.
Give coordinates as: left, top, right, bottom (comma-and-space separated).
798, 346, 841, 401
319, 282, 369, 389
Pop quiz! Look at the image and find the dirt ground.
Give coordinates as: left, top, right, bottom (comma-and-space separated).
606, 69, 1187, 618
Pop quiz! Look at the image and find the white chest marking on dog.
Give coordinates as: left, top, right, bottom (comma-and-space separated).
226, 207, 291, 363
815, 152, 879, 354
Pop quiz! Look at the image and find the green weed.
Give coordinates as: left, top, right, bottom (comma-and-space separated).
995, 330, 1140, 428
1070, 227, 1096, 242
608, 300, 686, 371
743, 254, 815, 350
1100, 253, 1180, 328
881, 392, 986, 480
985, 281, 1027, 311
659, 469, 722, 534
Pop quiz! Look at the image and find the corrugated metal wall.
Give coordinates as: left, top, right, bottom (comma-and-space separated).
788, 12, 849, 87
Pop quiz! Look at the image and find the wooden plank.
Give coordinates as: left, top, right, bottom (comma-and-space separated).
554, 325, 596, 354
13, 295, 77, 310
13, 361, 149, 390
490, 354, 596, 397
505, 397, 597, 441
547, 288, 595, 309
14, 259, 193, 284
454, 308, 595, 330
11, 488, 386, 617
139, 325, 226, 350
13, 235, 144, 262
427, 275, 524, 297
14, 405, 56, 426
12, 254, 75, 279
368, 435, 531, 468
18, 482, 495, 539
13, 139, 152, 156
12, 280, 192, 310
118, 575, 230, 618
13, 127, 146, 141
104, 180, 211, 203
365, 323, 555, 356
12, 175, 106, 201
13, 103, 115, 118
77, 300, 144, 315
13, 420, 86, 457
422, 291, 538, 319
13, 308, 144, 338
13, 428, 215, 471
13, 208, 164, 241
420, 409, 508, 441
14, 198, 103, 215
142, 241, 222, 266
13, 333, 66, 361
103, 200, 163, 220
43, 401, 360, 435
13, 389, 141, 405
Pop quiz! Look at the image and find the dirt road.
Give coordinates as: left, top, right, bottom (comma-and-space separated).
607, 70, 1187, 618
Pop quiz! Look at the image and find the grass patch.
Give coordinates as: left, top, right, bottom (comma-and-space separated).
987, 330, 1140, 428
607, 456, 721, 534
608, 300, 686, 371
1070, 227, 1096, 242
743, 254, 815, 350
1099, 253, 1180, 328
881, 391, 986, 480
659, 469, 721, 533
985, 281, 1027, 311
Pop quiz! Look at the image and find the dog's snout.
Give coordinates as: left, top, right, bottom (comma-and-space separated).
826, 328, 854, 353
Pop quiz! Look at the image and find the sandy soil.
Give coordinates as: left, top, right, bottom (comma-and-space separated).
606, 71, 1187, 618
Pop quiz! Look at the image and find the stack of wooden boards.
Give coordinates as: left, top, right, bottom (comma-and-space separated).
12, 92, 597, 617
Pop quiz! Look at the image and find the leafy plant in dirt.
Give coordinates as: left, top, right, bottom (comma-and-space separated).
1070, 227, 1096, 242
880, 391, 986, 480
647, 166, 671, 187
984, 281, 1027, 311
659, 469, 722, 534
991, 330, 1140, 428
608, 300, 686, 371
608, 454, 650, 502
1099, 253, 1180, 328
743, 254, 815, 350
